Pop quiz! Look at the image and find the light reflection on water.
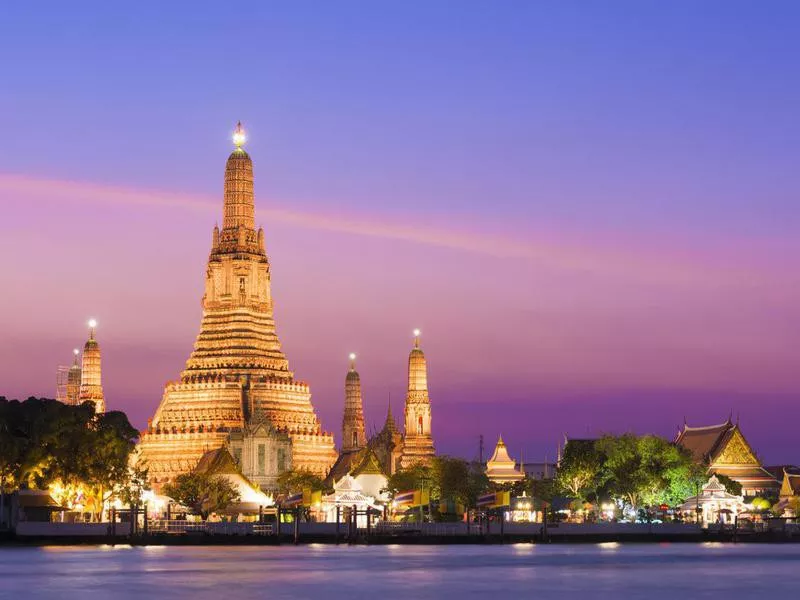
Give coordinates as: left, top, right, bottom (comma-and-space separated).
2, 543, 799, 599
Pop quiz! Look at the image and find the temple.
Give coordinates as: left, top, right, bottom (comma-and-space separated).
327, 331, 437, 488
675, 419, 778, 497
485, 436, 525, 484
137, 123, 337, 488
79, 320, 105, 413
400, 330, 435, 468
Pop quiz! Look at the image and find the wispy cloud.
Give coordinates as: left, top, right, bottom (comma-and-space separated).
0, 172, 782, 288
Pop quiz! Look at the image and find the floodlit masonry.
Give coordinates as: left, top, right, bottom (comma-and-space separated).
137, 123, 337, 488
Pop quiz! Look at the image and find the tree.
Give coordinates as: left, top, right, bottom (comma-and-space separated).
434, 456, 488, 509
714, 473, 743, 496
384, 463, 433, 498
555, 439, 603, 501
750, 497, 771, 511
594, 434, 705, 512
163, 473, 240, 518
119, 462, 151, 509
84, 410, 139, 520
0, 397, 141, 520
276, 469, 327, 496
596, 434, 651, 511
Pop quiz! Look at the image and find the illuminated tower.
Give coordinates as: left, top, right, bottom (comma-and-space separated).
400, 329, 435, 468
79, 319, 105, 413
342, 353, 366, 453
138, 123, 336, 487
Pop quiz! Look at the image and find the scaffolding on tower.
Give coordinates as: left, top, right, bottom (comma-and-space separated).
56, 350, 82, 405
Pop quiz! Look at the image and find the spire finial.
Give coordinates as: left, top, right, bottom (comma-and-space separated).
88, 319, 97, 340
413, 328, 421, 349
72, 348, 80, 365
349, 352, 357, 371
232, 121, 246, 149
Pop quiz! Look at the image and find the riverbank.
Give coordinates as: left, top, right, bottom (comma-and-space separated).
3, 528, 799, 546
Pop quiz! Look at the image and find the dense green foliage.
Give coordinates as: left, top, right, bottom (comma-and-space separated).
714, 473, 743, 496
163, 472, 240, 518
553, 439, 603, 501
276, 469, 328, 495
0, 397, 140, 518
385, 456, 489, 510
556, 433, 708, 511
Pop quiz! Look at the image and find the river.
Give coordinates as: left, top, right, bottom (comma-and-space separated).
1, 543, 798, 599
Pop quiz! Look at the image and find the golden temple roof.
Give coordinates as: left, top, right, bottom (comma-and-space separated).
486, 435, 524, 483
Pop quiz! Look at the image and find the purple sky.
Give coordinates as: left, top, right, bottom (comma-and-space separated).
1, 2, 799, 464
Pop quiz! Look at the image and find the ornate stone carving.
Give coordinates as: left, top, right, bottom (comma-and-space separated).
137, 128, 336, 487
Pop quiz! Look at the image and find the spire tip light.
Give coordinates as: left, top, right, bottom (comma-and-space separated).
232, 121, 246, 148
88, 319, 97, 329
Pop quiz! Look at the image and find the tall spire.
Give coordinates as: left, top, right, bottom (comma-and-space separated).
79, 319, 105, 413
400, 328, 435, 468
384, 393, 397, 434
407, 329, 427, 393
342, 353, 366, 453
223, 121, 255, 231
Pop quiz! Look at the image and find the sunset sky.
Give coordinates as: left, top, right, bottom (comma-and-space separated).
1, 1, 798, 463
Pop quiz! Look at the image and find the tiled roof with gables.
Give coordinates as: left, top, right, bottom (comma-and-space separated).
674, 421, 734, 463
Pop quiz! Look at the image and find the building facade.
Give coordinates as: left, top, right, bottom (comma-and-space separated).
226, 418, 292, 493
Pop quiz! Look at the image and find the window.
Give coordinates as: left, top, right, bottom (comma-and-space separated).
352, 431, 358, 446
277, 448, 286, 472
418, 415, 423, 435
257, 444, 266, 475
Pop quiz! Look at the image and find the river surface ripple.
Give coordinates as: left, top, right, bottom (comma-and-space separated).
1, 543, 798, 599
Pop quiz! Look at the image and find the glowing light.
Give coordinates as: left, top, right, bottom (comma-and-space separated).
598, 541, 620, 550
88, 318, 97, 329
413, 328, 421, 337
349, 352, 356, 361
232, 122, 246, 148
73, 348, 79, 356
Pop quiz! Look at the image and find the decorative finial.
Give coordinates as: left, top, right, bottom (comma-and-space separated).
413, 328, 421, 348
232, 121, 246, 148
349, 352, 356, 370
88, 319, 97, 340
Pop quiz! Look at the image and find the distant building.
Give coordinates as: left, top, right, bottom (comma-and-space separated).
399, 330, 435, 469
329, 331, 436, 486
56, 349, 82, 405
678, 475, 746, 526
774, 470, 800, 516
78, 320, 105, 413
675, 419, 778, 497
485, 436, 525, 484
521, 461, 557, 480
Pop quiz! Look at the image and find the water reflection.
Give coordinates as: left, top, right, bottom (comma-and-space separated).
2, 544, 799, 599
